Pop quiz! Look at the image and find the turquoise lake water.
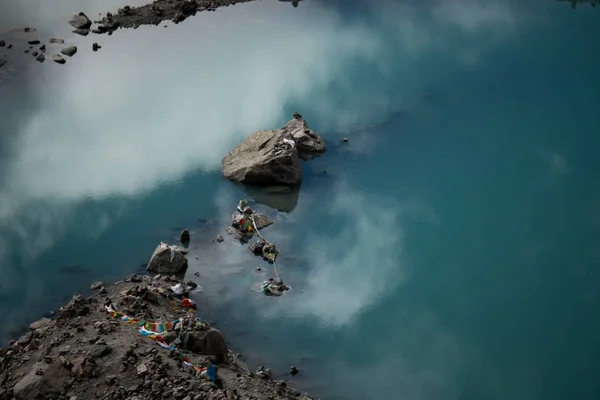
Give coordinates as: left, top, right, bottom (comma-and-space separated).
1, 1, 600, 399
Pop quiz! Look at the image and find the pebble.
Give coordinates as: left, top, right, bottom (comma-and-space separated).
216, 235, 224, 243
28, 39, 40, 45
61, 45, 78, 57
90, 282, 104, 290
92, 42, 101, 51
52, 54, 66, 64
342, 137, 348, 142
0, 40, 4, 47
49, 38, 65, 44
290, 366, 299, 376
73, 29, 89, 36
127, 384, 139, 392
137, 363, 148, 377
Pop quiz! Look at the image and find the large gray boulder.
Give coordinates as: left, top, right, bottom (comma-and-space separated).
146, 242, 188, 276
222, 113, 326, 186
222, 128, 301, 185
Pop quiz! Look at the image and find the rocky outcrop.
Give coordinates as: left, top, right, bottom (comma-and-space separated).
146, 242, 188, 276
222, 113, 326, 186
0, 275, 314, 400
222, 128, 302, 185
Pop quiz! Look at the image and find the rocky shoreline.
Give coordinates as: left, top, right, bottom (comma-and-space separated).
0, 273, 311, 400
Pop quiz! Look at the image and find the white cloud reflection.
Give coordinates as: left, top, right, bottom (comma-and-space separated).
0, 0, 537, 268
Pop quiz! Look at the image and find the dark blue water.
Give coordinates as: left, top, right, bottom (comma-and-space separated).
1, 1, 600, 399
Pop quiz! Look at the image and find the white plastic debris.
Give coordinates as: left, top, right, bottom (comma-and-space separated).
282, 138, 295, 149
171, 283, 184, 295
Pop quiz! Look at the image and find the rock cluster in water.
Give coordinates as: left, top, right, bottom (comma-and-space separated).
88, 0, 256, 36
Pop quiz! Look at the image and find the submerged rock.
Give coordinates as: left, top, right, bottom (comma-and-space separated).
49, 38, 64, 44
146, 242, 188, 276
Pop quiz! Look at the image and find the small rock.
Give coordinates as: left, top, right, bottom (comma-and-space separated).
29, 318, 51, 330
216, 235, 224, 243
49, 38, 64, 44
342, 137, 348, 143
61, 46, 77, 57
59, 355, 73, 369
92, 42, 100, 51
28, 39, 40, 45
180, 229, 190, 244
35, 53, 45, 63
39, 44, 45, 53
137, 363, 148, 377
90, 282, 103, 290
256, 267, 262, 271
88, 344, 111, 358
7, 44, 12, 49
52, 54, 66, 64
69, 12, 92, 30
72, 29, 89, 36
99, 287, 107, 295
0, 59, 6, 68
127, 384, 139, 392
0, 40, 4, 47
290, 366, 299, 376
256, 366, 271, 379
